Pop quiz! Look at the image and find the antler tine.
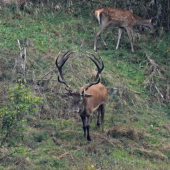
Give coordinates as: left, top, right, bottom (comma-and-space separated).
86, 52, 104, 82
86, 51, 104, 73
56, 50, 75, 90
56, 50, 72, 69
82, 52, 104, 92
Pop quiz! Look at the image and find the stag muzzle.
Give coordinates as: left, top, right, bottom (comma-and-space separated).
73, 108, 80, 113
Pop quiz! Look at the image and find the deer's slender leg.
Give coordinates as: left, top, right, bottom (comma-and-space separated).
81, 115, 86, 138
100, 34, 108, 50
94, 25, 107, 52
94, 13, 110, 52
126, 27, 134, 53
116, 28, 123, 50
86, 115, 93, 141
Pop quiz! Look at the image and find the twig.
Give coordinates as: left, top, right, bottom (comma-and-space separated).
36, 67, 56, 84
145, 53, 170, 103
16, 39, 27, 83
55, 152, 69, 159
0, 151, 16, 161
130, 89, 142, 94
146, 53, 162, 76
143, 0, 162, 19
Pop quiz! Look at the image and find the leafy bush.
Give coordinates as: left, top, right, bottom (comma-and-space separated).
0, 83, 43, 147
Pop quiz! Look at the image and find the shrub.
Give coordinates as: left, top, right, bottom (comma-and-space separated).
0, 83, 43, 147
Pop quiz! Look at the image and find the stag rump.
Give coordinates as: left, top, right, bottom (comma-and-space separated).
55, 51, 108, 141
94, 7, 157, 53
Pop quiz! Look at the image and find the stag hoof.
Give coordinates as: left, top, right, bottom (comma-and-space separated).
97, 122, 100, 127
87, 136, 92, 141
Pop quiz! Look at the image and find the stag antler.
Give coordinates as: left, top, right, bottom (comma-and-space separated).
56, 51, 104, 93
56, 50, 75, 92
82, 52, 104, 92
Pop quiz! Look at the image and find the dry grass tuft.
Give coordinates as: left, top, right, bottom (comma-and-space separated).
159, 143, 170, 152
107, 126, 144, 140
134, 148, 168, 160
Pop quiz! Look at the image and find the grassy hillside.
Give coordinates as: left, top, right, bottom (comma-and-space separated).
0, 3, 170, 170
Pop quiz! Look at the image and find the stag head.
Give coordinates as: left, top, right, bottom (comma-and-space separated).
70, 90, 93, 113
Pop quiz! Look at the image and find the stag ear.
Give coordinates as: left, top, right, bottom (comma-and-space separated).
80, 89, 93, 97
84, 93, 93, 98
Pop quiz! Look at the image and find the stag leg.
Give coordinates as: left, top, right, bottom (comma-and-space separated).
81, 115, 86, 139
97, 107, 101, 127
126, 27, 134, 53
116, 28, 123, 50
101, 104, 105, 133
86, 115, 93, 141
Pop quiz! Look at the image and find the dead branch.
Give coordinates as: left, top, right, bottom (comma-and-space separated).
145, 53, 170, 103
52, 152, 69, 160
13, 39, 27, 84
38, 67, 56, 80
143, 0, 162, 19
146, 53, 162, 76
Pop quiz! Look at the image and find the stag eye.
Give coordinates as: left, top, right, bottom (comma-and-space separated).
80, 97, 83, 102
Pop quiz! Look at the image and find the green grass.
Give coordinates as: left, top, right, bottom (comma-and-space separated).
0, 4, 170, 170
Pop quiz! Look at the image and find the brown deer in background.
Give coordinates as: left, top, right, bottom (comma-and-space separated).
55, 51, 108, 141
94, 8, 157, 53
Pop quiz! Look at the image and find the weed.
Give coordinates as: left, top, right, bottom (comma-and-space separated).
33, 131, 50, 142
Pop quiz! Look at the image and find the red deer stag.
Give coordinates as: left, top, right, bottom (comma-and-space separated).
94, 7, 157, 53
56, 51, 108, 141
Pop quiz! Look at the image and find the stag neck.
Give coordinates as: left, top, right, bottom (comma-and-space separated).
81, 78, 100, 93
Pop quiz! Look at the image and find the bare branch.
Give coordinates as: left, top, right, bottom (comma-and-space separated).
145, 53, 170, 103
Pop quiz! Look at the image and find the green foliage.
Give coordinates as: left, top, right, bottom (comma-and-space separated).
0, 83, 43, 147
0, 166, 4, 170
33, 131, 49, 142
0, 1, 170, 170
38, 157, 63, 168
